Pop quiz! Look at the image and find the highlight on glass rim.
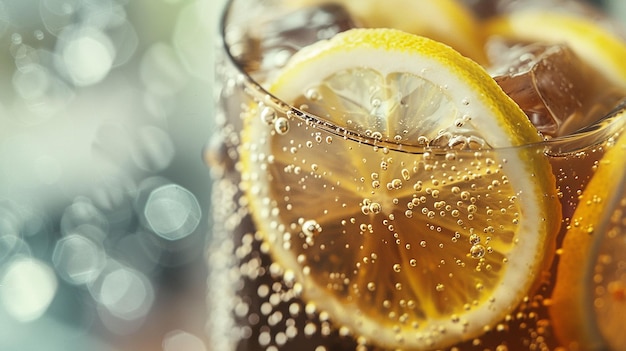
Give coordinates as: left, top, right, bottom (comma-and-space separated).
206, 0, 626, 350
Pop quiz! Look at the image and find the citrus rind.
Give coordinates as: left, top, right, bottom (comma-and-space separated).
550, 109, 626, 350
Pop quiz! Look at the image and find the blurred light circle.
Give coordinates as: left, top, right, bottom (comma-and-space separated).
106, 17, 139, 68
10, 46, 75, 121
0, 236, 31, 264
60, 198, 109, 235
0, 206, 21, 236
140, 42, 187, 97
59, 26, 115, 86
88, 260, 155, 336
95, 265, 154, 321
163, 330, 207, 351
131, 125, 175, 172
52, 234, 106, 285
12, 64, 50, 100
81, 0, 127, 29
113, 232, 162, 273
42, 0, 80, 16
144, 184, 201, 241
173, 1, 213, 81
0, 257, 58, 322
40, 0, 79, 35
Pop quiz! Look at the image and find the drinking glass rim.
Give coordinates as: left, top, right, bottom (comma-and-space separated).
218, 0, 626, 156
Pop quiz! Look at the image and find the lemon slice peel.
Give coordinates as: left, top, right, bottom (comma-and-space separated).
550, 113, 626, 351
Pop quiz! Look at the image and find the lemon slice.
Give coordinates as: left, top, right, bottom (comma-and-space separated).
286, 0, 487, 64
483, 10, 626, 89
241, 28, 560, 350
549, 108, 626, 351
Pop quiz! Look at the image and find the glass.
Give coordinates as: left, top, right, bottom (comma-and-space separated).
206, 0, 626, 350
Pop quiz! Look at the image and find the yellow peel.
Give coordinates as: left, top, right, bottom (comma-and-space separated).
550, 112, 626, 351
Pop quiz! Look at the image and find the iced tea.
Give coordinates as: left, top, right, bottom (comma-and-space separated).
207, 0, 626, 350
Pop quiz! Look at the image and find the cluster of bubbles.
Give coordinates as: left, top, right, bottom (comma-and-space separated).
0, 0, 217, 350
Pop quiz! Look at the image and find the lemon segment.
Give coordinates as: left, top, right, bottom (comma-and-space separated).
483, 11, 626, 89
285, 0, 487, 64
550, 108, 626, 351
270, 28, 538, 149
242, 28, 560, 350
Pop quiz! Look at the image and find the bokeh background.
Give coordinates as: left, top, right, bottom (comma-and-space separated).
0, 0, 623, 351
0, 0, 224, 350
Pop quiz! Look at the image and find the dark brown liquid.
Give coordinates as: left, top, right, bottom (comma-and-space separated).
206, 130, 612, 350
209, 2, 626, 349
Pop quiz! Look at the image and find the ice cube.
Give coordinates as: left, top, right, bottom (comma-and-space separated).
489, 41, 626, 137
229, 3, 358, 81
458, 0, 500, 19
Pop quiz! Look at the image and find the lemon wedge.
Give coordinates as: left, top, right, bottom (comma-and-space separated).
241, 28, 561, 350
549, 108, 626, 351
286, 0, 487, 64
483, 10, 626, 89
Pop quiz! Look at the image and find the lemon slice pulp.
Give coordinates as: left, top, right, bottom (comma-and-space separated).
242, 28, 560, 350
550, 108, 626, 351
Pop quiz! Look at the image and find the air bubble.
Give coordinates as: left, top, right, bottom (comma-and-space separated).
391, 179, 402, 189
369, 202, 382, 214
274, 117, 289, 135
302, 219, 322, 237
417, 136, 429, 145
470, 244, 486, 259
34, 30, 45, 40
305, 88, 321, 101
392, 264, 401, 273
260, 106, 277, 124
401, 169, 410, 181
469, 234, 480, 245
